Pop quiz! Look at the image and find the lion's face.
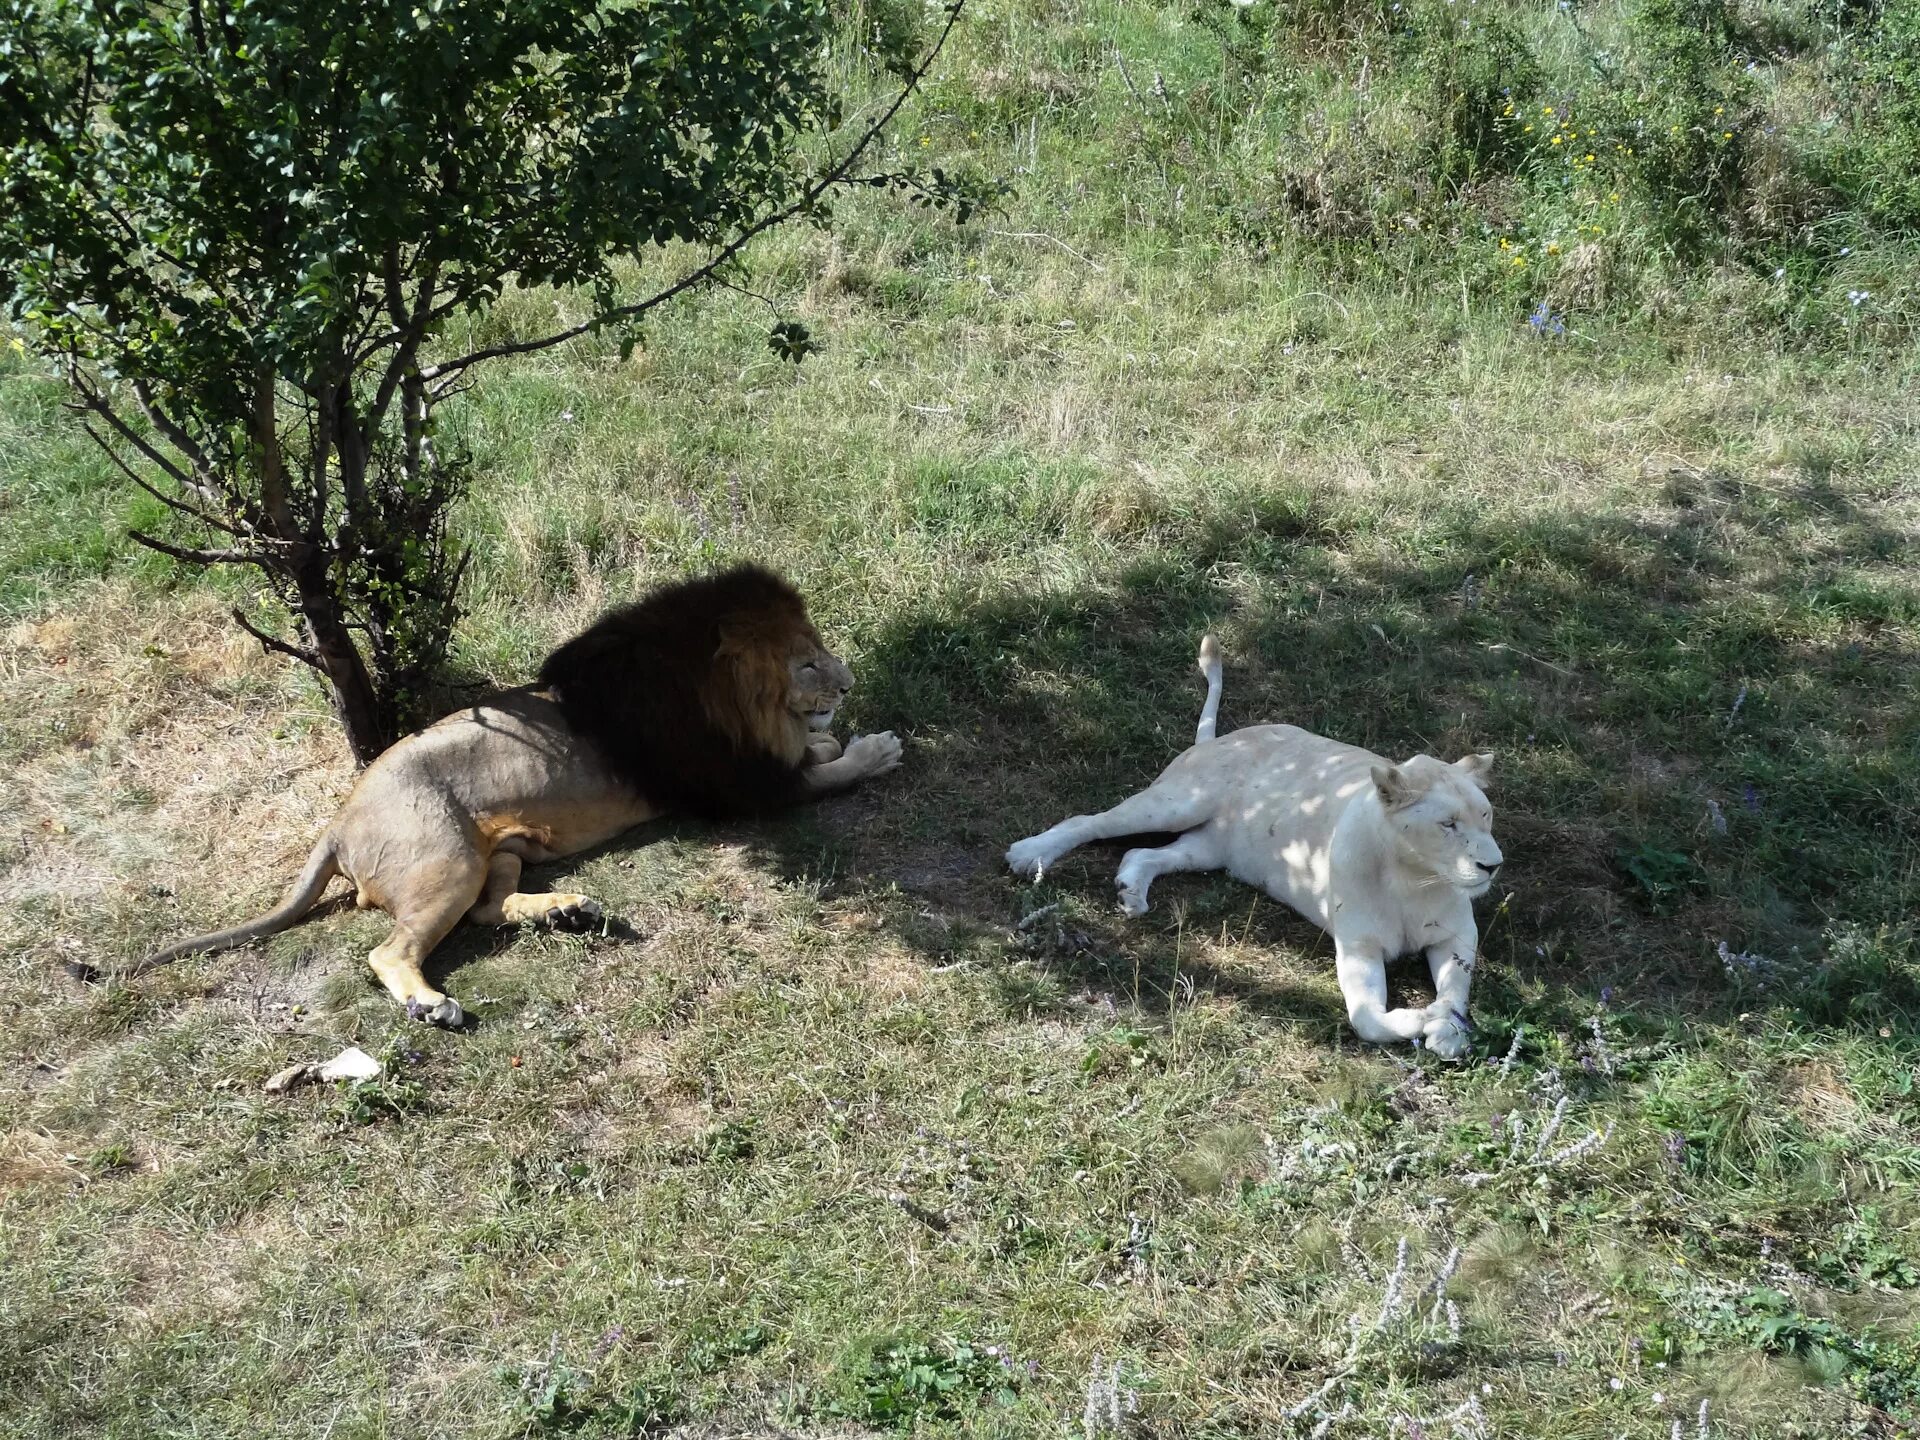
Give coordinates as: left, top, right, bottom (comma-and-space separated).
788, 648, 854, 733
1372, 753, 1502, 896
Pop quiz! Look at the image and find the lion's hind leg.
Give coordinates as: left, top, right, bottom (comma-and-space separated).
467, 850, 604, 934
1007, 781, 1218, 882
366, 858, 491, 1028
1114, 828, 1223, 917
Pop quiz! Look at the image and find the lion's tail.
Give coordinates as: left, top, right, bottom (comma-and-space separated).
107, 837, 340, 980
1195, 634, 1224, 744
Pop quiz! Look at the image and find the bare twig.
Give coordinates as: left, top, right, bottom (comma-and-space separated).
130, 378, 218, 483
231, 606, 319, 666
80, 422, 242, 535
66, 375, 197, 493
127, 531, 266, 568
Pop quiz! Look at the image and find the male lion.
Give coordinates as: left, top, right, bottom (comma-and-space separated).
1005, 636, 1501, 1057
126, 566, 902, 1026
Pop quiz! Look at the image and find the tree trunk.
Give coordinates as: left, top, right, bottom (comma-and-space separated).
291, 551, 389, 765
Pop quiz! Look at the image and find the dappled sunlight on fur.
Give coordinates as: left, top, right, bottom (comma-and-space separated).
1009, 635, 1501, 1057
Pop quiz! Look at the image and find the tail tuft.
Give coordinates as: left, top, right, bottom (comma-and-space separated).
1195, 634, 1225, 744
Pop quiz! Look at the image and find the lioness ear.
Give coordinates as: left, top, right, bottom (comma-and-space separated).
1455, 752, 1495, 783
1371, 763, 1422, 810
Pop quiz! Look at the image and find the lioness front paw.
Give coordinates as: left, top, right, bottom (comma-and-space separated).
1420, 1004, 1472, 1060
1005, 835, 1052, 880
846, 731, 903, 777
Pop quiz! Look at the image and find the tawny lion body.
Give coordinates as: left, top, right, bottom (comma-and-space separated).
135, 566, 901, 1025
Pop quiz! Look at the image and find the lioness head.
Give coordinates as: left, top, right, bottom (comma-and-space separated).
1370, 753, 1502, 896
790, 648, 854, 732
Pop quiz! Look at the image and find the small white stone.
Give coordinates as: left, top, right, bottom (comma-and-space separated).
318, 1046, 382, 1083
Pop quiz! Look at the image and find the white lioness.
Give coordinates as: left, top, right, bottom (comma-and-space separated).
1005, 637, 1502, 1057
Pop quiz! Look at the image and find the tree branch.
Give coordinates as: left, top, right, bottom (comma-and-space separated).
420, 0, 968, 382
231, 606, 319, 667
66, 371, 232, 518
368, 251, 439, 432
81, 421, 243, 535
252, 365, 298, 540
128, 530, 268, 567
130, 378, 219, 483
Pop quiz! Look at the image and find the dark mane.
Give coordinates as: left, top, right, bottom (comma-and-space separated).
537, 565, 819, 819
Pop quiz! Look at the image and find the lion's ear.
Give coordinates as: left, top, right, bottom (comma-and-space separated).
1455, 752, 1495, 783
1371, 763, 1424, 810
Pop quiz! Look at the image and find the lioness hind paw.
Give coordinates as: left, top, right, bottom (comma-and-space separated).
546, 898, 604, 933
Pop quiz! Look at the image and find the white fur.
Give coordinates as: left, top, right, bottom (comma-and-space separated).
1005, 636, 1502, 1057
1195, 635, 1223, 743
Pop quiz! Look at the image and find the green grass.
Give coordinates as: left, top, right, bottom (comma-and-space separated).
5, 0, 1920, 1436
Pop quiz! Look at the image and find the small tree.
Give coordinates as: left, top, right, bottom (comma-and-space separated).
0, 0, 981, 762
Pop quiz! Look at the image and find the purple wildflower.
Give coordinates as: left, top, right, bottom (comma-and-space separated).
1528, 301, 1567, 338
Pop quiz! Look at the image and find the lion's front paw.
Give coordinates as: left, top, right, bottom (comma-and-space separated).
1420, 1004, 1472, 1060
846, 731, 903, 778
806, 735, 844, 765
1005, 835, 1051, 880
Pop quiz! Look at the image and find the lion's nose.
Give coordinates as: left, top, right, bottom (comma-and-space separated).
1476, 860, 1501, 875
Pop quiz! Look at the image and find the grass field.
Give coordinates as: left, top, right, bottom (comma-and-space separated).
4, 1, 1920, 1436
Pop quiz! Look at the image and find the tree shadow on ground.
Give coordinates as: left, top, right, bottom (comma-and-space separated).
742, 471, 1920, 1049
